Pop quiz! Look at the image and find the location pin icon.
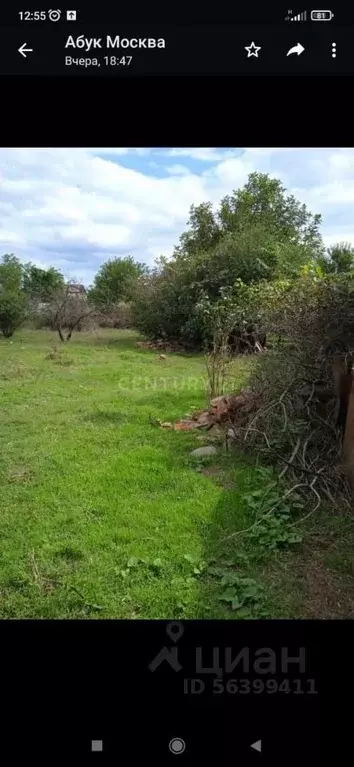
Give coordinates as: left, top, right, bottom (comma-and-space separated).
166, 622, 184, 642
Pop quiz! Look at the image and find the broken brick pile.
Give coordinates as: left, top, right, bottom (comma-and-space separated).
155, 391, 262, 432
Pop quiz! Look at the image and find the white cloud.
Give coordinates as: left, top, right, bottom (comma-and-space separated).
167, 147, 240, 162
0, 230, 22, 245
323, 232, 354, 247
1, 147, 354, 285
165, 164, 191, 176
60, 147, 153, 157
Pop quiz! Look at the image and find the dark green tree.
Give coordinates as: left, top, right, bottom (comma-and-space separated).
175, 202, 222, 259
318, 242, 354, 275
22, 264, 65, 302
0, 254, 27, 337
133, 173, 325, 347
0, 292, 27, 337
88, 256, 147, 308
217, 172, 323, 255
0, 253, 23, 292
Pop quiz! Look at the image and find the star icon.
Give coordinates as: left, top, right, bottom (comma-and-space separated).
245, 41, 261, 58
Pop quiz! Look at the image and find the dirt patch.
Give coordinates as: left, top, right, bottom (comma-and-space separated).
0, 364, 34, 380
201, 466, 222, 479
8, 465, 35, 484
293, 544, 354, 618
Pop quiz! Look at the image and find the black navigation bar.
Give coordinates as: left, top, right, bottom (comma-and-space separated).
0, 24, 350, 76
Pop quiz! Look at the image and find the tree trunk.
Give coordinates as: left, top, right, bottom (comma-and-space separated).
343, 376, 354, 488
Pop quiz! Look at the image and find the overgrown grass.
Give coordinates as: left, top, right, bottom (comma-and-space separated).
0, 329, 353, 618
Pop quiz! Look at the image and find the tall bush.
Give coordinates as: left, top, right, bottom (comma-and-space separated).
0, 291, 27, 337
132, 172, 324, 348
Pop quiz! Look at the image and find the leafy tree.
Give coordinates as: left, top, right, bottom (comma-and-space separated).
132, 265, 194, 343
217, 172, 323, 255
175, 173, 324, 285
23, 264, 65, 302
317, 242, 354, 275
0, 254, 23, 292
132, 173, 325, 347
0, 254, 27, 337
174, 202, 222, 259
0, 292, 27, 337
89, 256, 147, 308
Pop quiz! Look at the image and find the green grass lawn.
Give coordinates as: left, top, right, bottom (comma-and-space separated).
1, 328, 353, 619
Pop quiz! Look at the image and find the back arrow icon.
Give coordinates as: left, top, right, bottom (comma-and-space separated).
18, 43, 33, 58
250, 740, 262, 753
286, 43, 305, 56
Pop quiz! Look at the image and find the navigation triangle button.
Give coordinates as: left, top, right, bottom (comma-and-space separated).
250, 740, 262, 753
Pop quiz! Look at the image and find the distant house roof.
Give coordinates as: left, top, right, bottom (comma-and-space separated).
67, 283, 86, 295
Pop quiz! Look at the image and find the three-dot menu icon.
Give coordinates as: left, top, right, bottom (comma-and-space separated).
331, 42, 336, 58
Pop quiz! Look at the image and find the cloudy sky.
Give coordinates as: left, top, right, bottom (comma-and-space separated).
1, 147, 354, 286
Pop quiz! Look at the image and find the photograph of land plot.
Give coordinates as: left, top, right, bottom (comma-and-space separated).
1, 147, 354, 619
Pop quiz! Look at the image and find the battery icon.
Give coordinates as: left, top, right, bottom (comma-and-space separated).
311, 10, 334, 20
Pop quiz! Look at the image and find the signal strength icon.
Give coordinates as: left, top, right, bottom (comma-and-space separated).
285, 9, 307, 20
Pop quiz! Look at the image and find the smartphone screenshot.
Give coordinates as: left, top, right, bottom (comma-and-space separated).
0, 5, 351, 763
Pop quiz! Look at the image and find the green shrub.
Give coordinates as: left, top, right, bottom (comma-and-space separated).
0, 291, 27, 337
98, 302, 134, 328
